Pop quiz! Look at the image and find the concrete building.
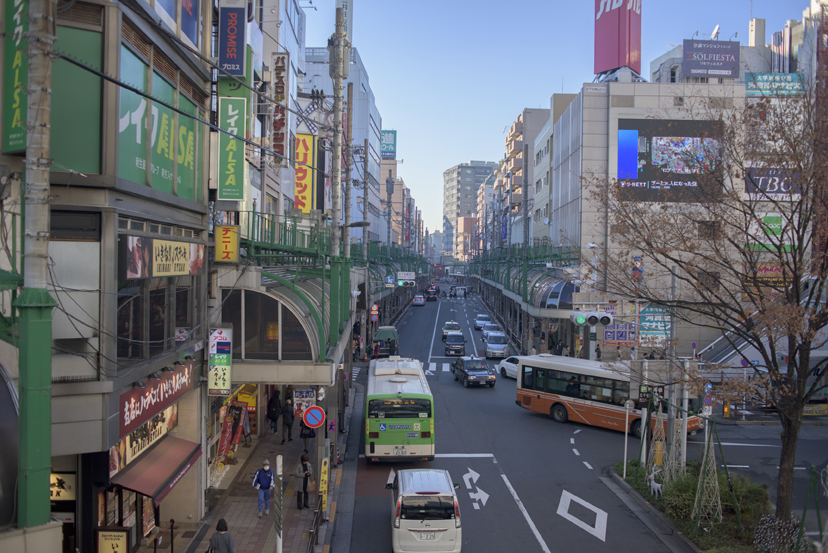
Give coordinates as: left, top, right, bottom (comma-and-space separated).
442, 161, 497, 255
455, 217, 478, 262
304, 47, 384, 244
476, 172, 495, 251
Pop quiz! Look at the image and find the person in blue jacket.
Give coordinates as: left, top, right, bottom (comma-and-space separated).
252, 459, 275, 518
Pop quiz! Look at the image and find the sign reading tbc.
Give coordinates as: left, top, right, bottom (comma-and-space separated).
218, 0, 247, 77
218, 97, 246, 201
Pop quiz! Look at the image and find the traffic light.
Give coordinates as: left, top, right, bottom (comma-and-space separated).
570, 310, 613, 326
397, 280, 416, 287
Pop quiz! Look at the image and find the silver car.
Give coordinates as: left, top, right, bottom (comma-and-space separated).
481, 324, 502, 341
473, 313, 492, 330
485, 332, 509, 359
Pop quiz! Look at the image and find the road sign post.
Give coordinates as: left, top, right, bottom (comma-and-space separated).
623, 399, 635, 480
274, 455, 284, 553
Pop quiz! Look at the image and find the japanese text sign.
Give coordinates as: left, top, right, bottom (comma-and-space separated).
119, 362, 194, 438
218, 0, 246, 77
216, 225, 239, 263
682, 40, 740, 78
209, 328, 233, 396
3, 0, 28, 153
271, 52, 290, 165
218, 97, 246, 201
594, 0, 641, 74
294, 133, 316, 214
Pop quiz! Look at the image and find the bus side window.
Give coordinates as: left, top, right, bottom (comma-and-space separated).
535, 368, 546, 392
522, 366, 533, 389
613, 382, 630, 406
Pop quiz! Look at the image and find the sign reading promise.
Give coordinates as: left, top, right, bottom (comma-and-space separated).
218, 97, 246, 201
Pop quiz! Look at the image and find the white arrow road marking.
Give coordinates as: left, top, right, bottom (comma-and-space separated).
469, 487, 489, 508
442, 363, 451, 372
557, 490, 608, 542
427, 362, 436, 376
463, 468, 480, 489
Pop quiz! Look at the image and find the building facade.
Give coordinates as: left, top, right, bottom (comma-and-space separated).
441, 161, 497, 255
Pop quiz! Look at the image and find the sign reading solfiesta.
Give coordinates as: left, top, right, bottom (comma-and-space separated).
682, 40, 740, 78
3, 0, 28, 153
119, 362, 194, 438
218, 97, 246, 200
218, 0, 247, 77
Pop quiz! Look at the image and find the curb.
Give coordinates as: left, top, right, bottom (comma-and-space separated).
611, 471, 703, 553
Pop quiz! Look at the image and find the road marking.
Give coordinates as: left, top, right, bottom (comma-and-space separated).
573, 449, 580, 456
583, 462, 593, 470
722, 465, 750, 468
434, 453, 494, 458
570, 438, 575, 444
427, 300, 442, 363
688, 441, 781, 447
442, 363, 451, 372
573, 430, 581, 434
557, 490, 608, 542
499, 474, 551, 553
463, 468, 480, 489
469, 487, 489, 508
427, 362, 436, 376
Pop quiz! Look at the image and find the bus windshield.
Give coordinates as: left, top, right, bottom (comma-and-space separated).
368, 398, 432, 418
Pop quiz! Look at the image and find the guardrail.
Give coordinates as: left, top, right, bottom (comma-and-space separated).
305, 495, 325, 553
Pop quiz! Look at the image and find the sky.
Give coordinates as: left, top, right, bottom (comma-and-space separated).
302, 0, 812, 234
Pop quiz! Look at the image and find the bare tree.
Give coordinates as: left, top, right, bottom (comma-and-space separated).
587, 79, 828, 520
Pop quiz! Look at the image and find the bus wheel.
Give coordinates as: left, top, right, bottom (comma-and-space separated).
631, 419, 642, 439
551, 404, 568, 423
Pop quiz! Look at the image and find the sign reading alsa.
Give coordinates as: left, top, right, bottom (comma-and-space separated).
119, 362, 194, 438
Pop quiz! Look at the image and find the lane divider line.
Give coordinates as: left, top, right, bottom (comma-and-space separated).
583, 462, 593, 470
573, 449, 580, 456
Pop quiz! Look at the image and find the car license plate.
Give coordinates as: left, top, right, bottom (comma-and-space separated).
421, 532, 436, 540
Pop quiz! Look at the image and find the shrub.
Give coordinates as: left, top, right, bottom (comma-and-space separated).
662, 473, 698, 520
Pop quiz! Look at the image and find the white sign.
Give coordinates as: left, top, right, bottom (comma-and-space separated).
397, 271, 415, 280
336, 0, 353, 40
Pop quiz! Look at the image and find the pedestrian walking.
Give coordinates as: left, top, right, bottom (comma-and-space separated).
294, 454, 314, 510
595, 344, 602, 360
252, 460, 275, 518
281, 399, 295, 444
530, 346, 537, 356
207, 518, 235, 553
353, 338, 360, 361
562, 345, 569, 357
616, 346, 622, 361
299, 419, 315, 454
266, 391, 281, 434
629, 346, 636, 360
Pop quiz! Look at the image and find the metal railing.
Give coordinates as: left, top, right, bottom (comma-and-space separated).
305, 494, 325, 553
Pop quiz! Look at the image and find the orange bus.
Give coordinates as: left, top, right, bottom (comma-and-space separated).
515, 355, 702, 437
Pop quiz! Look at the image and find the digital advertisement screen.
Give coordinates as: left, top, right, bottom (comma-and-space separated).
616, 119, 722, 202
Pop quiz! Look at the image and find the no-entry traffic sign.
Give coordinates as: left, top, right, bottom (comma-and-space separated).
371, 314, 378, 322
303, 406, 326, 429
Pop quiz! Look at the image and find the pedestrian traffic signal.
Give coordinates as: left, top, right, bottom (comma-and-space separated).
569, 310, 613, 326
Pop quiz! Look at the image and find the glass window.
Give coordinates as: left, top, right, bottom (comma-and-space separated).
117, 280, 144, 358
175, 276, 193, 330
368, 398, 431, 418
400, 496, 455, 520
521, 365, 533, 389
534, 368, 546, 392
281, 304, 312, 360
612, 381, 630, 405
243, 290, 280, 360
148, 279, 170, 356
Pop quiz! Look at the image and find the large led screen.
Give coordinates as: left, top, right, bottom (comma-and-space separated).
617, 119, 722, 202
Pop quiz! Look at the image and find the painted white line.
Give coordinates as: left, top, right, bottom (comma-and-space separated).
570, 438, 575, 444
688, 441, 780, 447
500, 474, 552, 553
427, 300, 442, 363
583, 462, 593, 470
573, 449, 580, 456
574, 430, 582, 434
442, 363, 451, 372
434, 453, 494, 458
776, 467, 809, 470
722, 465, 750, 468
426, 362, 436, 376
557, 490, 608, 542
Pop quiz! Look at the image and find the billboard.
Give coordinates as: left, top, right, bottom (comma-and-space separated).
294, 133, 317, 214
682, 40, 740, 78
639, 304, 670, 347
747, 213, 797, 252
745, 73, 803, 97
119, 235, 205, 279
381, 130, 397, 158
745, 167, 800, 200
594, 0, 642, 75
271, 52, 289, 165
217, 97, 246, 201
218, 0, 247, 77
616, 119, 722, 202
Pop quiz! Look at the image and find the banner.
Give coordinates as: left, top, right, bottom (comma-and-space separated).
118, 362, 193, 438
119, 235, 205, 279
209, 329, 233, 396
682, 39, 740, 78
294, 134, 317, 214
3, 0, 28, 153
218, 0, 246, 77
745, 73, 803, 97
216, 225, 240, 263
215, 411, 236, 460
271, 52, 289, 165
218, 97, 246, 201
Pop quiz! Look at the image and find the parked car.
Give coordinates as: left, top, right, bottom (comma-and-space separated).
451, 357, 496, 388
442, 321, 461, 341
495, 356, 521, 379
481, 324, 502, 341
412, 295, 425, 306
444, 332, 466, 356
484, 332, 509, 359
473, 314, 492, 330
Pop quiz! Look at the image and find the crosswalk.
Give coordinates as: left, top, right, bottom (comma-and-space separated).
352, 366, 361, 380
425, 362, 451, 376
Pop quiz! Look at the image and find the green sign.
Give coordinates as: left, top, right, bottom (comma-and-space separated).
118, 46, 149, 185
380, 129, 396, 159
217, 96, 246, 201
4, 0, 28, 153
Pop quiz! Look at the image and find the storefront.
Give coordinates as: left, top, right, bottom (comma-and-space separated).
207, 383, 259, 490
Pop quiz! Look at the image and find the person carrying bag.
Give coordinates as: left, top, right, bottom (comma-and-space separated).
293, 454, 314, 510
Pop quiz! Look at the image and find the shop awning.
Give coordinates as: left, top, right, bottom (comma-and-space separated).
111, 436, 201, 506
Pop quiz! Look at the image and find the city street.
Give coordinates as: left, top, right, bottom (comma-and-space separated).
341, 284, 828, 553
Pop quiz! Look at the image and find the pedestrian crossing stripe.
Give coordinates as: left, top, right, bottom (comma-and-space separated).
442, 363, 450, 372
427, 362, 436, 375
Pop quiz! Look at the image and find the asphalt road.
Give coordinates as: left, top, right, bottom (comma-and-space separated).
342, 283, 828, 552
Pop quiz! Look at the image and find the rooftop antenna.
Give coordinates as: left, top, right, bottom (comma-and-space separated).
711, 24, 720, 40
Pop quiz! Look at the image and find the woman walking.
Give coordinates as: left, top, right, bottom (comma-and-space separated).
207, 519, 235, 553
294, 454, 314, 510
299, 419, 315, 454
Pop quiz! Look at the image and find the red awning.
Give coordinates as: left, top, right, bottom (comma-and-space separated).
111, 436, 202, 506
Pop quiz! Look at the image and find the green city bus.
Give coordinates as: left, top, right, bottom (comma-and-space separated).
365, 357, 435, 463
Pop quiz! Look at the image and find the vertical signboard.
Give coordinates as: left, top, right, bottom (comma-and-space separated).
336, 0, 353, 40
380, 130, 397, 159
594, 0, 641, 74
218, 97, 246, 201
294, 134, 316, 214
216, 225, 240, 262
4, 0, 28, 153
218, 0, 247, 76
271, 52, 290, 166
209, 329, 233, 396
320, 457, 330, 510
639, 304, 671, 347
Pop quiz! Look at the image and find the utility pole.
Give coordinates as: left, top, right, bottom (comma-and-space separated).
17, 0, 58, 528
362, 138, 369, 262
344, 82, 353, 256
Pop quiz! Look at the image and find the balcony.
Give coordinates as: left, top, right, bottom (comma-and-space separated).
508, 119, 524, 140
506, 155, 523, 174
506, 138, 523, 159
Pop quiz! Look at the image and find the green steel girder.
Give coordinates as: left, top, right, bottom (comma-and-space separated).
261, 271, 327, 363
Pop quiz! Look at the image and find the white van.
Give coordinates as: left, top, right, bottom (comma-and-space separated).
386, 469, 462, 553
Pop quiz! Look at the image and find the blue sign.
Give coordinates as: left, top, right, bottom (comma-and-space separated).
371, 314, 378, 322
692, 342, 697, 349
704, 395, 712, 406
218, 0, 247, 77
386, 275, 394, 284
406, 432, 419, 438
704, 382, 713, 393
741, 358, 750, 367
379, 423, 386, 431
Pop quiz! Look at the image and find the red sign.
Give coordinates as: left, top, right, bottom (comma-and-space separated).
303, 406, 326, 429
594, 0, 641, 75
119, 363, 194, 439
216, 413, 236, 459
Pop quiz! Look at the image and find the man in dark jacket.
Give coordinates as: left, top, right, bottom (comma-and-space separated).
252, 460, 275, 518
267, 391, 281, 434
281, 399, 295, 444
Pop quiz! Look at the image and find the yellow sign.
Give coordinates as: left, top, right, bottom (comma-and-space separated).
50, 473, 76, 501
804, 403, 828, 416
97, 528, 129, 552
294, 133, 316, 214
152, 239, 191, 276
320, 457, 330, 508
216, 225, 240, 263
237, 384, 258, 410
